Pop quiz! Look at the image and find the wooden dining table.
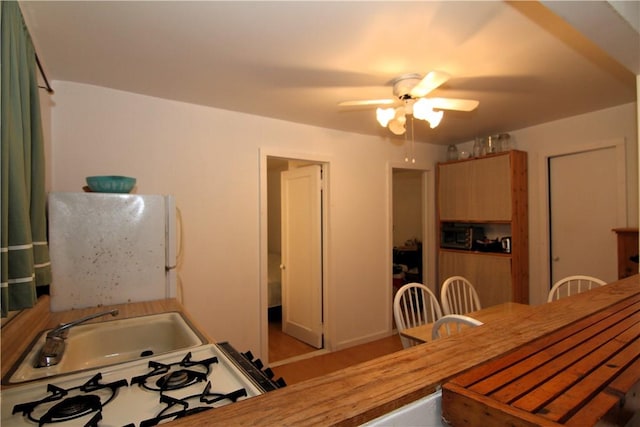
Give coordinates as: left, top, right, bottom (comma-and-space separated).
400, 302, 533, 343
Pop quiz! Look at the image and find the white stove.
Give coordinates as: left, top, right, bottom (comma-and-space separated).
1, 343, 284, 426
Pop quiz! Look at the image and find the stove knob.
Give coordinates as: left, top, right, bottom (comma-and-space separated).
263, 367, 275, 379
242, 351, 254, 361
275, 377, 287, 388
253, 358, 264, 370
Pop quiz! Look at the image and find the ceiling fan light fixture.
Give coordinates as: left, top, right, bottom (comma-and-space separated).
412, 98, 432, 121
339, 70, 478, 135
376, 107, 395, 127
427, 110, 444, 128
378, 105, 407, 134
413, 98, 444, 128
388, 119, 406, 135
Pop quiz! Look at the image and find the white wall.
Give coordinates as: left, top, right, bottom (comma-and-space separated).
47, 81, 443, 357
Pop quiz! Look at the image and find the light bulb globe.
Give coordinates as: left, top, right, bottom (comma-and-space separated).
388, 119, 406, 135
376, 107, 395, 127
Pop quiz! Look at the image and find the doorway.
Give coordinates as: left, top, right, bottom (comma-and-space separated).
391, 168, 427, 319
547, 142, 626, 290
265, 157, 326, 364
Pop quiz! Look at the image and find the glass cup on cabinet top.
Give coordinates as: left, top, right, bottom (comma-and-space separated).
447, 144, 458, 161
498, 133, 511, 151
486, 135, 500, 154
458, 150, 470, 160
473, 137, 485, 157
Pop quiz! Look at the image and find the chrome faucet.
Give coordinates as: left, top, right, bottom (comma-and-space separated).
35, 309, 119, 368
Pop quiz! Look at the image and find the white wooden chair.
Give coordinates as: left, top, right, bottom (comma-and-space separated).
440, 276, 482, 315
393, 283, 442, 349
547, 275, 607, 302
431, 314, 483, 340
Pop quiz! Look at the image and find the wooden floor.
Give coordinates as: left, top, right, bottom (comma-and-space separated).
269, 318, 317, 363
269, 322, 404, 385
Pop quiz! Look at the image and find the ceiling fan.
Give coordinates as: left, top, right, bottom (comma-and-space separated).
339, 71, 479, 135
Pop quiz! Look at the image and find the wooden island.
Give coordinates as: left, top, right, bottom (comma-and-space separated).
2, 275, 639, 426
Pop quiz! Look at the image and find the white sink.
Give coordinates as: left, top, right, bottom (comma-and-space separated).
6, 312, 205, 383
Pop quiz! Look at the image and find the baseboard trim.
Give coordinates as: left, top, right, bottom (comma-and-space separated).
333, 330, 395, 352
269, 348, 330, 367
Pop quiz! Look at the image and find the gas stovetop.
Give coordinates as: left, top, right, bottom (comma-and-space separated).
1, 343, 284, 426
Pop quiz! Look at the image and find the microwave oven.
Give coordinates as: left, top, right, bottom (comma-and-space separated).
440, 225, 484, 250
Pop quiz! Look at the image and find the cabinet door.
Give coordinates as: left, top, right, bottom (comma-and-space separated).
438, 154, 512, 221
472, 155, 511, 221
438, 161, 472, 220
439, 251, 512, 307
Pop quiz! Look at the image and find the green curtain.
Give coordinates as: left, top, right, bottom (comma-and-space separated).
1, 0, 52, 317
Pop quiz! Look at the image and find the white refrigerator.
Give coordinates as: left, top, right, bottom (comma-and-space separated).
47, 192, 177, 312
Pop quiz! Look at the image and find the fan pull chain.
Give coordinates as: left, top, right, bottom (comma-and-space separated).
404, 125, 409, 162
410, 117, 416, 163
404, 116, 416, 163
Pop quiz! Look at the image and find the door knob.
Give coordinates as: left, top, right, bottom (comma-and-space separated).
553, 257, 560, 262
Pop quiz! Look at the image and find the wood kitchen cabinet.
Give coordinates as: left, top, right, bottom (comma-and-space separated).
438, 154, 512, 221
439, 251, 513, 307
437, 150, 529, 305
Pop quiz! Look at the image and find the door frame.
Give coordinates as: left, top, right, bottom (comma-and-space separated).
388, 161, 436, 332
535, 138, 627, 303
259, 148, 331, 364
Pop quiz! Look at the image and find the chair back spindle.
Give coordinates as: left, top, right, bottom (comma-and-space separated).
394, 283, 442, 348
440, 276, 482, 316
547, 275, 607, 302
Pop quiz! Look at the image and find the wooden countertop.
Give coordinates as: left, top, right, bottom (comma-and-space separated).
2, 276, 639, 426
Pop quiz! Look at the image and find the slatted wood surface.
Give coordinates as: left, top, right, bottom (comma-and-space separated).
442, 293, 640, 426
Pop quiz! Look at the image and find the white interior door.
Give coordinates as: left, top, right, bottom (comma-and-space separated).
549, 147, 619, 287
281, 165, 323, 348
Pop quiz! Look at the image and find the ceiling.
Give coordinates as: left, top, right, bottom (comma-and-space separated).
20, 1, 638, 145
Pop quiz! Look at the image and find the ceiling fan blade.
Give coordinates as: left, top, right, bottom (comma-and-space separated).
427, 97, 479, 112
409, 71, 451, 98
338, 98, 396, 107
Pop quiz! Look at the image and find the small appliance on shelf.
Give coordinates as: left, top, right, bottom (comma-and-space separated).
440, 224, 485, 251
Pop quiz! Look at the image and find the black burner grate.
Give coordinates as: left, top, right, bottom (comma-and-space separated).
130, 351, 218, 392
138, 381, 247, 427
11, 373, 127, 426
